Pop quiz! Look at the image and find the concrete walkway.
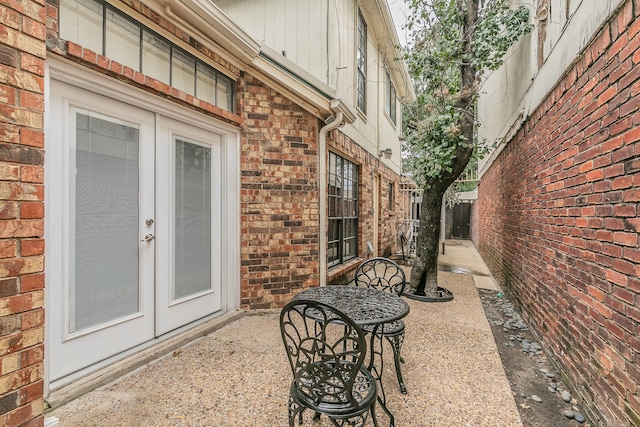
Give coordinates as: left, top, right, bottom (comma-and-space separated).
439, 239, 501, 292
47, 240, 520, 426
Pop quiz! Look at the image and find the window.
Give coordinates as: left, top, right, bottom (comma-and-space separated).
388, 181, 395, 211
385, 70, 397, 124
328, 152, 359, 267
356, 10, 367, 113
59, 0, 235, 112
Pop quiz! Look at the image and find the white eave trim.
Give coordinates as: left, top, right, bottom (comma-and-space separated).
253, 46, 358, 122
114, 0, 357, 121
169, 0, 261, 64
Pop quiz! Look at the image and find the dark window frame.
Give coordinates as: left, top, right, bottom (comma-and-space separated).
59, 0, 235, 113
328, 152, 359, 268
385, 69, 397, 124
356, 9, 367, 114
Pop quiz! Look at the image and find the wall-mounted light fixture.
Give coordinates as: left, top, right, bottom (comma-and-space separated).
379, 148, 392, 159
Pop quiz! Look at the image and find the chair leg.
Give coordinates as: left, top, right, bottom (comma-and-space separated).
370, 401, 379, 427
387, 333, 407, 394
289, 395, 304, 426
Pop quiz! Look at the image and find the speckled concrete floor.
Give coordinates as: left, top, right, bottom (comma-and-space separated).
48, 270, 522, 426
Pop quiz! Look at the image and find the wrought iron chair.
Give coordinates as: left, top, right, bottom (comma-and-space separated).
280, 299, 378, 427
354, 257, 408, 394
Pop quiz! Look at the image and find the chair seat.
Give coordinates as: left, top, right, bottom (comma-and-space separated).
291, 362, 377, 418
360, 319, 405, 336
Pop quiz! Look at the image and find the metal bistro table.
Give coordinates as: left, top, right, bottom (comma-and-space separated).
292, 285, 410, 426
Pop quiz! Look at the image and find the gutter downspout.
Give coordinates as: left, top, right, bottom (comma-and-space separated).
319, 111, 344, 287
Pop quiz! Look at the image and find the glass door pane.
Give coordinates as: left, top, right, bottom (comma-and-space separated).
71, 110, 140, 333
174, 139, 212, 300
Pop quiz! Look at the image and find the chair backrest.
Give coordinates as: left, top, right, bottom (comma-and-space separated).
354, 257, 406, 296
280, 299, 367, 406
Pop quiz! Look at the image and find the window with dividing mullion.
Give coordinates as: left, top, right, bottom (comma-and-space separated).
356, 9, 367, 114
328, 152, 359, 267
385, 70, 397, 124
58, 0, 235, 113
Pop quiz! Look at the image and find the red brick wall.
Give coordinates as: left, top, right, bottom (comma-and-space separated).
238, 73, 321, 309
0, 0, 46, 425
478, 2, 640, 425
238, 79, 406, 302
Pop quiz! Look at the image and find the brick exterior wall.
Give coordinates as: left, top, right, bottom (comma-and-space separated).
0, 0, 407, 414
477, 1, 640, 425
0, 0, 47, 426
238, 73, 321, 309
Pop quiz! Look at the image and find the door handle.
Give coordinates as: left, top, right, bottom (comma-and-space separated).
141, 234, 155, 242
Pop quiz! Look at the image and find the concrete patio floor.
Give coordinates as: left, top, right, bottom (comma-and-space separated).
47, 241, 521, 426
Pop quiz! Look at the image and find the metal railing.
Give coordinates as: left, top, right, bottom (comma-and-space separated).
396, 219, 419, 259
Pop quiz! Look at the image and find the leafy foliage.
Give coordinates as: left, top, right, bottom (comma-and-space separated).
401, 0, 532, 188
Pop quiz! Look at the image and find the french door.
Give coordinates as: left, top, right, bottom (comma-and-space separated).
48, 80, 222, 382
155, 117, 221, 335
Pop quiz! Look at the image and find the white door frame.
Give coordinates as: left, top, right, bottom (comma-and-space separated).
45, 58, 241, 390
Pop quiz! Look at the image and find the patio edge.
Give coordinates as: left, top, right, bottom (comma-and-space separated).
46, 310, 246, 410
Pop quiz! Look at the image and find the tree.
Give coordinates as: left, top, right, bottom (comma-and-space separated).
401, 0, 531, 299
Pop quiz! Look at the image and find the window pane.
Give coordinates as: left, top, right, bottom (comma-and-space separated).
142, 30, 170, 83
357, 10, 367, 113
390, 86, 397, 123
328, 195, 337, 217
357, 71, 366, 112
344, 237, 356, 260
174, 139, 212, 300
106, 8, 140, 70
216, 76, 233, 111
172, 50, 196, 96
327, 154, 358, 266
72, 111, 140, 332
60, 0, 103, 54
385, 72, 391, 117
328, 242, 339, 266
347, 220, 357, 240
196, 62, 216, 105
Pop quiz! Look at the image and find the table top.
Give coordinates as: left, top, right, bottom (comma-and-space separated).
292, 285, 410, 325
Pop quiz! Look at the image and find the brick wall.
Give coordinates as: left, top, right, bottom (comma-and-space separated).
238, 73, 321, 309
477, 1, 640, 425
0, 0, 47, 425
238, 79, 406, 303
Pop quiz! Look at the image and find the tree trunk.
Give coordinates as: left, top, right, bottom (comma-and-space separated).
409, 188, 445, 297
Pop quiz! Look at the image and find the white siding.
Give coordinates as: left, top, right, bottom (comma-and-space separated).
216, 0, 404, 174
216, 0, 329, 84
